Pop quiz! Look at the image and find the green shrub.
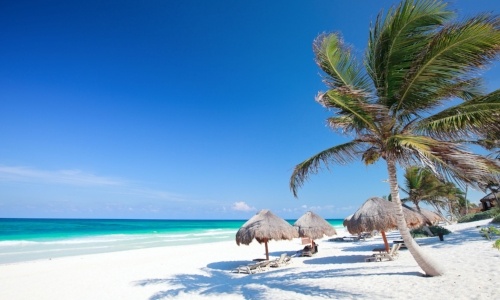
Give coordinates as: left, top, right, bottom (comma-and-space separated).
492, 214, 500, 224
480, 226, 500, 240
429, 225, 451, 236
410, 225, 450, 237
410, 228, 428, 238
494, 239, 500, 250
458, 210, 499, 223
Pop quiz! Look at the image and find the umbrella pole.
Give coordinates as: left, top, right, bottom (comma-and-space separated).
265, 240, 269, 260
381, 231, 390, 252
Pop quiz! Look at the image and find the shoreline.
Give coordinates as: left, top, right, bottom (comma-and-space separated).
0, 218, 344, 265
0, 231, 238, 265
1, 219, 499, 299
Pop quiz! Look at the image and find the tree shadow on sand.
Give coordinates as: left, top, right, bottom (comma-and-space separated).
332, 224, 492, 252
409, 225, 493, 249
134, 260, 421, 299
302, 254, 369, 265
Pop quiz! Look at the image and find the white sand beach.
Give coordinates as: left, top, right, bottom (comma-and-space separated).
1, 219, 499, 300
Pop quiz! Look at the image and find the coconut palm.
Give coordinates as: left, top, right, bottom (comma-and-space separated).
401, 166, 467, 218
438, 182, 468, 217
401, 166, 444, 210
290, 0, 500, 277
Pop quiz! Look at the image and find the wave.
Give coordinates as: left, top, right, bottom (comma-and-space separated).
0, 245, 112, 256
0, 229, 234, 247
0, 240, 39, 246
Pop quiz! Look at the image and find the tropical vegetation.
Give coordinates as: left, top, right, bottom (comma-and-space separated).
493, 214, 500, 224
479, 225, 500, 251
410, 225, 450, 237
494, 239, 500, 250
290, 0, 500, 277
457, 208, 499, 223
400, 166, 475, 220
401, 166, 445, 210
479, 225, 500, 240
428, 225, 451, 236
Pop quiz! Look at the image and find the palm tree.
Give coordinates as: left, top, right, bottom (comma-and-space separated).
290, 0, 500, 277
401, 166, 467, 218
438, 182, 468, 218
401, 166, 443, 210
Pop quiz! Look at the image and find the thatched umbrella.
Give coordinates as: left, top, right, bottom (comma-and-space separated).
293, 211, 337, 247
403, 205, 444, 225
343, 214, 352, 227
345, 197, 426, 252
236, 209, 299, 260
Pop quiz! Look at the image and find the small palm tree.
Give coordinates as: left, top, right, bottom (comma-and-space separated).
401, 166, 443, 210
401, 166, 466, 217
438, 182, 468, 218
290, 0, 500, 276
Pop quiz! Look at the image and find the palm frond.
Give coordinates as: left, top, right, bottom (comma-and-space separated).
366, 0, 452, 104
417, 89, 500, 139
390, 135, 500, 189
326, 115, 360, 135
316, 90, 389, 135
397, 78, 485, 123
314, 33, 372, 93
432, 77, 485, 102
290, 141, 366, 197
396, 14, 500, 114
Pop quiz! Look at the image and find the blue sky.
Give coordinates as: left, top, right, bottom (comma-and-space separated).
1, 0, 499, 220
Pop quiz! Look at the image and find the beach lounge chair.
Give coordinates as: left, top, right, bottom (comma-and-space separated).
329, 235, 362, 242
270, 253, 292, 267
393, 240, 407, 249
297, 242, 318, 257
233, 260, 271, 274
360, 232, 374, 239
365, 243, 401, 262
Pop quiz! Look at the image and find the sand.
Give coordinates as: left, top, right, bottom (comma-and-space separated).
1, 219, 499, 300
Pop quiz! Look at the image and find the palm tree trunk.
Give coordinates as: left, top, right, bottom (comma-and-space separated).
386, 159, 444, 276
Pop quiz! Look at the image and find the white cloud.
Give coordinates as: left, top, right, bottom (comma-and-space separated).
282, 204, 339, 215
125, 187, 189, 202
0, 165, 123, 186
0, 165, 192, 203
340, 205, 357, 211
231, 201, 255, 212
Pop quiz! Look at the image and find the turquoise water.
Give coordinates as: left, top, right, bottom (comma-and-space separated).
0, 218, 344, 264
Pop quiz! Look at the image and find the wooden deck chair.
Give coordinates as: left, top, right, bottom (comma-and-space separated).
365, 243, 401, 262
270, 253, 292, 267
233, 260, 271, 274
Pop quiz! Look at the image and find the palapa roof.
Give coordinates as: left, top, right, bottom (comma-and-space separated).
480, 192, 500, 202
235, 209, 299, 245
403, 205, 444, 225
293, 211, 337, 239
343, 214, 352, 227
345, 197, 426, 234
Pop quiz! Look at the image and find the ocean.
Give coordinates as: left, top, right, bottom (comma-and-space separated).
0, 218, 344, 264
